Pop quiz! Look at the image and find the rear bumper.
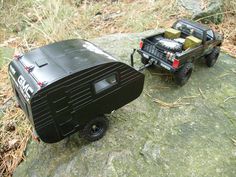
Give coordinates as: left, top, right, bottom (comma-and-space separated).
137, 49, 177, 73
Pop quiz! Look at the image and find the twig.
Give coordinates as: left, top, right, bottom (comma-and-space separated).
3, 97, 13, 105
182, 95, 199, 99
153, 98, 190, 108
219, 73, 230, 78
224, 96, 236, 103
143, 90, 152, 98
198, 88, 206, 99
231, 138, 236, 146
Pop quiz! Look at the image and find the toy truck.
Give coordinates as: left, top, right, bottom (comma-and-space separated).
8, 39, 144, 143
131, 19, 223, 86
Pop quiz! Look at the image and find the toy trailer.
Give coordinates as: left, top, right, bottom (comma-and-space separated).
8, 39, 144, 143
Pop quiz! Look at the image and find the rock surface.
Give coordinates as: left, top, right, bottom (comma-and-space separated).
14, 31, 236, 177
179, 0, 224, 24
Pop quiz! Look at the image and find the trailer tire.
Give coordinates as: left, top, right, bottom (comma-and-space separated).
82, 115, 109, 142
205, 47, 220, 67
175, 62, 193, 86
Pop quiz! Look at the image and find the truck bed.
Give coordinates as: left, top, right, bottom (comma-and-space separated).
142, 33, 172, 64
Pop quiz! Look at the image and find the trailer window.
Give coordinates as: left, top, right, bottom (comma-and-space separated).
94, 74, 117, 93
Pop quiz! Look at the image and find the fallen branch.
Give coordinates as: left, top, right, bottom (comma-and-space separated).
153, 98, 190, 108
195, 10, 236, 25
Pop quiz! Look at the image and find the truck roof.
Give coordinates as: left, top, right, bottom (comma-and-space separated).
19, 39, 118, 84
176, 19, 211, 31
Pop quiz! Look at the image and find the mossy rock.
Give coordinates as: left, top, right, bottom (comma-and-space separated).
14, 31, 236, 177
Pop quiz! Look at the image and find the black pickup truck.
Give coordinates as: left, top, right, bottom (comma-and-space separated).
132, 19, 223, 86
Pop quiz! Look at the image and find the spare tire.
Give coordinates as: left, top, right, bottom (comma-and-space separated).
156, 38, 182, 52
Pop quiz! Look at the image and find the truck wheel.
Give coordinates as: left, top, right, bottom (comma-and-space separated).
82, 115, 108, 142
205, 47, 220, 67
175, 63, 193, 86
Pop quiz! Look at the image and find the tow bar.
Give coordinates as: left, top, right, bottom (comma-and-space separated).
130, 49, 154, 71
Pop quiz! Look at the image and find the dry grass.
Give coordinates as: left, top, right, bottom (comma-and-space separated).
0, 0, 236, 176
0, 65, 32, 177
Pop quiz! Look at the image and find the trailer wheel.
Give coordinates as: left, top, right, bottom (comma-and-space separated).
205, 47, 220, 67
82, 115, 109, 142
174, 62, 193, 86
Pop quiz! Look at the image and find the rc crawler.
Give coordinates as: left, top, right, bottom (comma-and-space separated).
131, 19, 223, 85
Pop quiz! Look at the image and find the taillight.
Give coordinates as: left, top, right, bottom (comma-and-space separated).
139, 40, 143, 49
172, 59, 180, 69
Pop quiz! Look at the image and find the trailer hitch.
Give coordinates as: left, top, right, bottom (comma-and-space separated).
130, 49, 154, 71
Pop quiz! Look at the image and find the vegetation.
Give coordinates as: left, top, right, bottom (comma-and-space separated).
0, 0, 235, 176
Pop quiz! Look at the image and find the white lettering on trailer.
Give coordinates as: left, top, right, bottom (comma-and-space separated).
83, 41, 117, 61
17, 75, 34, 101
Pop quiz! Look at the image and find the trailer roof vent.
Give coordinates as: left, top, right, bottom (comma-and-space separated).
35, 58, 48, 67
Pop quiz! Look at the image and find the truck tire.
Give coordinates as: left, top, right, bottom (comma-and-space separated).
175, 62, 193, 86
156, 38, 182, 52
205, 47, 220, 67
82, 115, 108, 142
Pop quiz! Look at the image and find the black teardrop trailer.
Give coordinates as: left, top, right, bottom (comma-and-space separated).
8, 39, 144, 143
